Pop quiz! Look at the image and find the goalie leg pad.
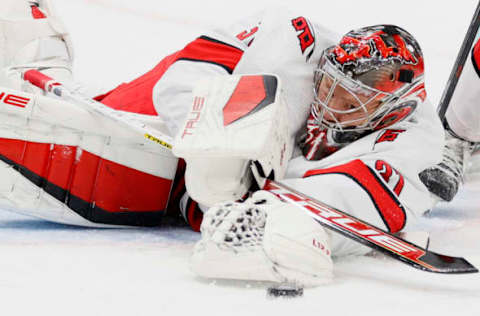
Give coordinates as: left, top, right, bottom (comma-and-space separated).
190, 191, 333, 287
0, 87, 178, 227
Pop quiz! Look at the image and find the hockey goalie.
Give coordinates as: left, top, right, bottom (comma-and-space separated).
0, 1, 448, 286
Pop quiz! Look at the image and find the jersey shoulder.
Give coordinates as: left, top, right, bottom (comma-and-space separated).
256, 7, 339, 61
205, 7, 339, 61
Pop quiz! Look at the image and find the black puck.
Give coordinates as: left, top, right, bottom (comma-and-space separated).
267, 285, 303, 298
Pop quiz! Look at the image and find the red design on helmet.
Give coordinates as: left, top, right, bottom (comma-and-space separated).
329, 25, 424, 94
312, 24, 425, 133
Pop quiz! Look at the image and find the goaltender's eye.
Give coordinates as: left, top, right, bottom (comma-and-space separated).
346, 104, 357, 110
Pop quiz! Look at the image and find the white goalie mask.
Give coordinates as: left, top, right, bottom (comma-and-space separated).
312, 24, 425, 133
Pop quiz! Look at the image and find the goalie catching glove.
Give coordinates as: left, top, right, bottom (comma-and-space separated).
190, 190, 333, 287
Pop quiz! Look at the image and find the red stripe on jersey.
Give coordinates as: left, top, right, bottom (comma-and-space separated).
394, 173, 405, 196
374, 160, 405, 196
304, 159, 406, 233
31, 5, 46, 19
472, 39, 480, 78
0, 138, 172, 215
97, 52, 179, 115
177, 36, 243, 73
98, 36, 243, 116
223, 76, 266, 125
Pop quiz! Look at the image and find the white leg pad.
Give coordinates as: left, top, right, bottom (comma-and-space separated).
0, 158, 118, 228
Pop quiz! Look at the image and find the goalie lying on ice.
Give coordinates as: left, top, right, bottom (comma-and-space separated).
175, 67, 442, 285
0, 1, 445, 285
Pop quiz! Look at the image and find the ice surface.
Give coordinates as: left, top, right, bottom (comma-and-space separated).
1, 0, 480, 315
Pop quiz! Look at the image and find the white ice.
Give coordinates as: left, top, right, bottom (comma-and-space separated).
1, 1, 480, 315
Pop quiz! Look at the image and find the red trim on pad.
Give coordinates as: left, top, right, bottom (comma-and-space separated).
0, 138, 172, 216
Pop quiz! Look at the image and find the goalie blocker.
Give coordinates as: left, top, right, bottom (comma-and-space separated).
173, 73, 294, 207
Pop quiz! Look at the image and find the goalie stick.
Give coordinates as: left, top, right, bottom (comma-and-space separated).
22, 69, 174, 150
262, 179, 478, 274
21, 70, 477, 274
437, 1, 480, 121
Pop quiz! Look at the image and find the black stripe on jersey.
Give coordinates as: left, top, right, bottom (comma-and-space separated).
198, 35, 243, 51
176, 57, 235, 74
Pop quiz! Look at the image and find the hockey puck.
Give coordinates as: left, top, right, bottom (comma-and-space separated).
267, 285, 303, 298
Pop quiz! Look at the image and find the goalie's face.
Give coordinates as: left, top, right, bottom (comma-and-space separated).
314, 75, 383, 129
312, 53, 395, 132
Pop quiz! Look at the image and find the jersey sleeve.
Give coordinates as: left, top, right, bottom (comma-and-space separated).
153, 8, 339, 139
152, 12, 268, 138
232, 8, 339, 137
281, 98, 443, 256
284, 97, 444, 228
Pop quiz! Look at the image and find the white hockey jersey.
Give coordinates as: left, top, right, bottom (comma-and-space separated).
154, 7, 445, 255
152, 8, 339, 141
0, 5, 444, 240
171, 9, 444, 256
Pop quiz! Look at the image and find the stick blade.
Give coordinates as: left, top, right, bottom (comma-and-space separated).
415, 251, 479, 274
264, 179, 478, 275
